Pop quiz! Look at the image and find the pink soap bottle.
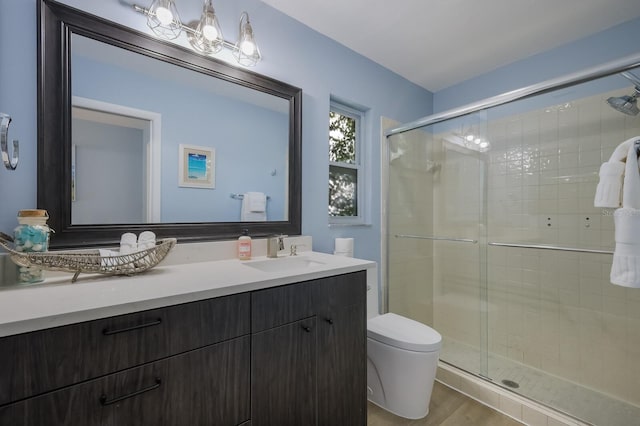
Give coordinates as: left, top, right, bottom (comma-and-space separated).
238, 229, 252, 260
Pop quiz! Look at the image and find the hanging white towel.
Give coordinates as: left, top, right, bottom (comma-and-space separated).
594, 137, 640, 208
610, 143, 640, 288
241, 192, 267, 221
246, 192, 266, 212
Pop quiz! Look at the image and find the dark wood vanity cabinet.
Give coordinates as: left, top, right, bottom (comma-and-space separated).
251, 271, 367, 426
0, 270, 367, 426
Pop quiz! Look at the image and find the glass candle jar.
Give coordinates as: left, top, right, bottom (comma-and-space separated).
14, 209, 50, 283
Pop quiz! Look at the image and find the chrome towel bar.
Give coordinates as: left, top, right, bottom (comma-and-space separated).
230, 193, 270, 200
394, 234, 478, 244
488, 242, 613, 255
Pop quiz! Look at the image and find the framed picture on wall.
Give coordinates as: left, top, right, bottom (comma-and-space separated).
178, 144, 215, 189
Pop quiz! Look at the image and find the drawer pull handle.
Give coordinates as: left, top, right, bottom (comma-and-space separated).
100, 377, 162, 406
325, 318, 334, 325
302, 325, 312, 333
102, 318, 162, 335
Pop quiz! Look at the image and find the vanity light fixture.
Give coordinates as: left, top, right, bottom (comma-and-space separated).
134, 0, 262, 66
233, 12, 261, 67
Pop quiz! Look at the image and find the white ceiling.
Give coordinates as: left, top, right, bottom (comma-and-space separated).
260, 0, 640, 92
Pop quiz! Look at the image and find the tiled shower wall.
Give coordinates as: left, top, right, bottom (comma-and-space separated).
479, 88, 640, 407
387, 87, 640, 409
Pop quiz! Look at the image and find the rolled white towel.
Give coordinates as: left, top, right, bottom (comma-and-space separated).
120, 232, 138, 255
594, 161, 625, 208
611, 207, 640, 288
138, 231, 157, 251
594, 137, 640, 208
622, 143, 640, 210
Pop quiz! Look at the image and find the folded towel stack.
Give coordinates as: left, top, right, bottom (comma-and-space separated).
241, 192, 267, 221
596, 137, 640, 288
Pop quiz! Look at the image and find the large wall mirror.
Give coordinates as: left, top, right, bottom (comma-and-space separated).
39, 0, 302, 248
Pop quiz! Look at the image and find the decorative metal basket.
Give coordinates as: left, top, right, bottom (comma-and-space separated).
0, 234, 176, 283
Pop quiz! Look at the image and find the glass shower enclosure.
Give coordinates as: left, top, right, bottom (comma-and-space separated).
385, 56, 640, 426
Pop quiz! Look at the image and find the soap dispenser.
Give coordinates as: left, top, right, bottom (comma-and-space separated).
238, 229, 252, 260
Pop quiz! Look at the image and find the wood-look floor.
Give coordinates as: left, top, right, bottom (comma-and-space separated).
367, 381, 523, 426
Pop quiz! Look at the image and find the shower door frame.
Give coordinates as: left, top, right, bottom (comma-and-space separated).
381, 50, 640, 396
381, 51, 640, 315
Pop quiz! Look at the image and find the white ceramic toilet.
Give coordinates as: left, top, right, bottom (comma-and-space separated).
366, 272, 442, 419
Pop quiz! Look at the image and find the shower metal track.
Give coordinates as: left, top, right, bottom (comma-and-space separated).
395, 234, 478, 244
488, 242, 613, 255
385, 52, 640, 137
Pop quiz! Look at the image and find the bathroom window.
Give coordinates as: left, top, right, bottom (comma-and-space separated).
328, 99, 368, 225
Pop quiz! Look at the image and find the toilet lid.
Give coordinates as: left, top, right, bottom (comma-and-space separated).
367, 313, 442, 352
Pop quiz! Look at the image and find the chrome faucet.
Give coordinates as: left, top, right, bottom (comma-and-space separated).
267, 235, 286, 258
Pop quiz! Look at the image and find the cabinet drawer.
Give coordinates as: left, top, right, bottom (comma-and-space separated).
251, 281, 316, 332
0, 293, 250, 405
0, 336, 251, 426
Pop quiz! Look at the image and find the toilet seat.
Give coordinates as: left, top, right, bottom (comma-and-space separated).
367, 313, 441, 352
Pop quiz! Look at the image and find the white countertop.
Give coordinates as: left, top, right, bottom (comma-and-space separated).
0, 252, 375, 338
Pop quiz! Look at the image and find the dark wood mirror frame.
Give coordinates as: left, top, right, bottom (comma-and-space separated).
38, 0, 302, 248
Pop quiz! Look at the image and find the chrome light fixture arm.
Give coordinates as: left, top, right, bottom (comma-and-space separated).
0, 113, 19, 171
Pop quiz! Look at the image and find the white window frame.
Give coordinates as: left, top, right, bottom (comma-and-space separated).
328, 99, 370, 226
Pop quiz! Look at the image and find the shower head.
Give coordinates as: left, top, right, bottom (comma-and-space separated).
607, 71, 640, 116
607, 90, 639, 116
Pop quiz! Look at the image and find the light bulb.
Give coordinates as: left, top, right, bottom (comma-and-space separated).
240, 40, 256, 56
479, 141, 489, 149
474, 138, 482, 145
155, 6, 173, 25
465, 134, 474, 142
202, 24, 218, 41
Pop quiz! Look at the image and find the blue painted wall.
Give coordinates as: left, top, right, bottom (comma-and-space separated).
0, 0, 433, 269
433, 17, 640, 113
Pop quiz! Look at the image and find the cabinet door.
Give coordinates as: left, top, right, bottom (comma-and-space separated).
251, 318, 317, 426
0, 337, 250, 426
163, 336, 250, 425
316, 272, 367, 426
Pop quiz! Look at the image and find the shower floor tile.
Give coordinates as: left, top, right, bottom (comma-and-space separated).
441, 339, 640, 426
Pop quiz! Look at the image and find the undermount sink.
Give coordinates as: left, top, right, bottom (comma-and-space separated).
243, 256, 325, 273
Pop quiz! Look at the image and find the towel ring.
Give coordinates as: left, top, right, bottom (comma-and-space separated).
0, 113, 19, 170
